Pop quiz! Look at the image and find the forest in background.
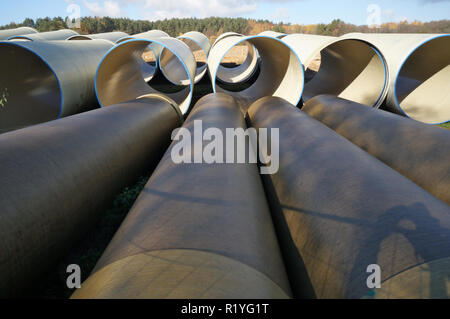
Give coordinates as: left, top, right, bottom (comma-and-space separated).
1, 16, 449, 40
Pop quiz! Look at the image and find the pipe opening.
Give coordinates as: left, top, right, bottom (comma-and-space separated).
0, 44, 61, 133
303, 39, 387, 108
96, 39, 193, 114
216, 41, 259, 84
395, 35, 450, 124
211, 36, 303, 108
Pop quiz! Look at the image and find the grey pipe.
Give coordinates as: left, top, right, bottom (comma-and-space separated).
341, 33, 450, 124
0, 39, 114, 133
303, 95, 450, 205
159, 31, 211, 84
282, 34, 388, 108
7, 29, 78, 41
259, 31, 287, 39
247, 97, 450, 299
0, 26, 37, 40
208, 35, 304, 111
72, 93, 291, 299
95, 37, 196, 115
0, 96, 182, 297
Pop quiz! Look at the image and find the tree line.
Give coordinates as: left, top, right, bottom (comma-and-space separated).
1, 16, 449, 37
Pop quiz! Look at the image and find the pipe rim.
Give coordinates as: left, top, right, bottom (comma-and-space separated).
95, 38, 194, 114
393, 34, 450, 124
211, 35, 304, 107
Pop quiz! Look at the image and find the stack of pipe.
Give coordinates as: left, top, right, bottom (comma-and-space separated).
7, 29, 78, 41
0, 26, 37, 40
67, 31, 129, 43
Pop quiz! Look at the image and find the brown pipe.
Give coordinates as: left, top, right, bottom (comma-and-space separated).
303, 95, 450, 205
72, 93, 292, 299
247, 97, 450, 299
0, 97, 182, 297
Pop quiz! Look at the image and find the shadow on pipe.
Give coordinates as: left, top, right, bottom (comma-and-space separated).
72, 93, 291, 299
247, 97, 450, 299
0, 40, 114, 133
0, 97, 182, 297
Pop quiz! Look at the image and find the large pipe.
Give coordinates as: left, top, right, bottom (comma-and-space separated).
7, 29, 78, 41
208, 35, 304, 111
303, 95, 450, 205
259, 31, 287, 39
282, 34, 388, 108
247, 97, 450, 299
116, 30, 170, 82
0, 96, 182, 297
72, 93, 292, 299
0, 40, 114, 133
212, 32, 260, 85
95, 37, 196, 115
159, 31, 211, 84
67, 31, 129, 43
342, 33, 450, 124
0, 26, 38, 40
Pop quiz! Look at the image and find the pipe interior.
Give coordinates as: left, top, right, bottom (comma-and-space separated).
67, 36, 92, 40
303, 39, 386, 107
216, 41, 259, 84
214, 37, 303, 108
96, 40, 191, 113
395, 36, 450, 124
0, 44, 61, 133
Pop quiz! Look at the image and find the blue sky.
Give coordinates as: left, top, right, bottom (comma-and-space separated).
0, 0, 449, 26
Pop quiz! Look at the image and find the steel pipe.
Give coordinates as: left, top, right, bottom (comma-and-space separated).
72, 93, 291, 299
303, 95, 450, 205
247, 97, 450, 299
0, 40, 114, 133
341, 33, 450, 124
95, 37, 196, 115
212, 32, 260, 85
116, 30, 170, 82
0, 26, 37, 40
208, 35, 304, 111
0, 96, 182, 297
67, 31, 129, 43
259, 31, 287, 39
7, 29, 78, 41
282, 34, 388, 108
159, 31, 211, 84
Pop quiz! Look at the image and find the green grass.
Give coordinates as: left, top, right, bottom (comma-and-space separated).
439, 122, 450, 129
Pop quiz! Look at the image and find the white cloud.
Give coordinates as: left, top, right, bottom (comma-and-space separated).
83, 0, 122, 17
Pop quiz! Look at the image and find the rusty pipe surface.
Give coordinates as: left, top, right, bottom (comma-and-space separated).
303, 95, 450, 205
7, 29, 78, 41
208, 35, 304, 111
0, 26, 37, 40
0, 39, 114, 133
72, 93, 292, 299
247, 97, 450, 299
282, 34, 388, 108
0, 97, 182, 297
342, 33, 450, 124
95, 37, 196, 115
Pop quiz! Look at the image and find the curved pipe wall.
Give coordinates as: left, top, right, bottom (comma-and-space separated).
212, 32, 260, 84
95, 37, 196, 115
0, 26, 37, 40
72, 93, 291, 299
247, 97, 450, 299
0, 97, 182, 297
303, 95, 450, 205
282, 34, 388, 108
159, 31, 211, 84
67, 31, 129, 43
7, 29, 78, 41
0, 40, 114, 133
342, 33, 450, 124
258, 31, 287, 39
208, 35, 304, 111
116, 30, 170, 82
